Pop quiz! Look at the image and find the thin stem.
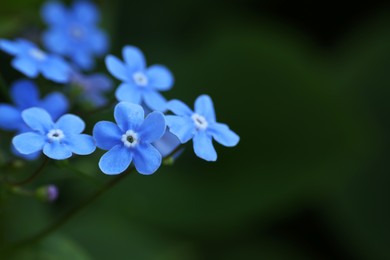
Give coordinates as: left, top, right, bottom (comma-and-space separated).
6, 158, 50, 186
0, 144, 185, 255
1, 167, 135, 254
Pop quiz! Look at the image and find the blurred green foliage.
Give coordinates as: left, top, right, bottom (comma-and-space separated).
1, 0, 390, 259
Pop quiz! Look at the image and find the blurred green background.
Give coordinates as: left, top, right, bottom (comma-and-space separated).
1, 0, 390, 259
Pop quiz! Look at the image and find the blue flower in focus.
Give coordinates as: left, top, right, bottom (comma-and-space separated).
0, 79, 69, 133
0, 39, 70, 83
166, 95, 239, 161
70, 70, 113, 107
93, 102, 166, 175
105, 46, 174, 111
41, 1, 109, 70
13, 108, 96, 160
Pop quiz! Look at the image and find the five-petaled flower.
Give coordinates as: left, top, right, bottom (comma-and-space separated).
93, 102, 166, 175
0, 38, 70, 83
105, 45, 174, 111
41, 1, 109, 70
166, 95, 239, 161
13, 107, 96, 160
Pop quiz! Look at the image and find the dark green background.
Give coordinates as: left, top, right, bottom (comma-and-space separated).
1, 0, 390, 259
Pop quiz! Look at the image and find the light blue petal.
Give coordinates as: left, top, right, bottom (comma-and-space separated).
73, 1, 99, 23
133, 143, 161, 175
167, 99, 193, 116
146, 65, 174, 91
0, 39, 19, 55
99, 144, 132, 175
55, 114, 85, 135
73, 49, 94, 70
90, 30, 108, 55
123, 46, 146, 71
65, 134, 96, 155
22, 107, 54, 133
114, 102, 144, 131
41, 56, 70, 83
40, 92, 69, 120
194, 94, 216, 122
41, 1, 67, 25
43, 30, 68, 54
105, 55, 129, 81
143, 90, 167, 111
88, 74, 112, 91
93, 121, 122, 150
208, 123, 239, 147
12, 132, 45, 154
193, 131, 217, 161
11, 79, 39, 108
115, 83, 141, 104
152, 130, 181, 157
138, 111, 166, 143
11, 58, 39, 78
0, 104, 21, 130
12, 144, 41, 160
166, 115, 195, 143
43, 141, 72, 160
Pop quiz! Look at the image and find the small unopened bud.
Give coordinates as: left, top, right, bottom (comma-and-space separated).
36, 184, 59, 202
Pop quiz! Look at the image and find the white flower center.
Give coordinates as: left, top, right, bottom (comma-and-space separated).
70, 26, 84, 38
121, 130, 139, 148
29, 48, 47, 61
47, 129, 65, 142
133, 72, 148, 87
192, 113, 208, 130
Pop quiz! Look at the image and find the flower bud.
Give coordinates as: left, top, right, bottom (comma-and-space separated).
36, 184, 59, 202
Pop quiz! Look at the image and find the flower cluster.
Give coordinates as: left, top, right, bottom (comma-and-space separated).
0, 0, 239, 179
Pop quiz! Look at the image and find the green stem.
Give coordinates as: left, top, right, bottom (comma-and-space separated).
6, 158, 50, 186
0, 144, 185, 255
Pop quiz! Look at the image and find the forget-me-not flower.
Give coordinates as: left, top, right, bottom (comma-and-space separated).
70, 70, 112, 107
13, 107, 96, 160
0, 79, 69, 133
166, 95, 239, 161
41, 1, 109, 70
105, 46, 174, 111
93, 102, 166, 175
0, 38, 70, 83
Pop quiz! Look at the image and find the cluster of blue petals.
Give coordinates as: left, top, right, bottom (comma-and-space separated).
0, 0, 240, 177
0, 39, 70, 83
42, 1, 108, 70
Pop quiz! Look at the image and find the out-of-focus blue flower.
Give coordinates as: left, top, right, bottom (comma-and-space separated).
0, 79, 69, 160
70, 70, 112, 107
0, 79, 69, 133
13, 107, 96, 160
0, 39, 70, 83
93, 102, 166, 175
166, 95, 239, 161
105, 46, 174, 111
41, 1, 109, 70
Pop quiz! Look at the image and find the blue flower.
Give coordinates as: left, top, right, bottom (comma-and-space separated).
70, 70, 113, 107
105, 46, 174, 111
13, 107, 96, 160
41, 1, 109, 70
0, 38, 70, 83
153, 130, 182, 158
93, 102, 166, 175
166, 95, 239, 161
0, 79, 69, 133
